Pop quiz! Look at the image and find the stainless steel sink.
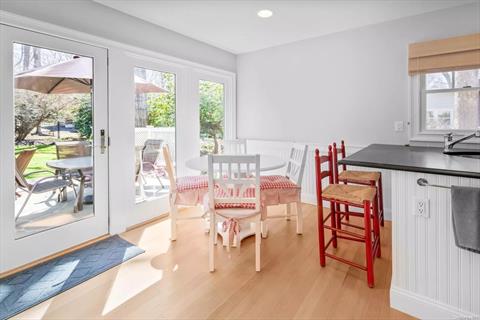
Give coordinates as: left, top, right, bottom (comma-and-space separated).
444, 150, 480, 159
457, 154, 480, 159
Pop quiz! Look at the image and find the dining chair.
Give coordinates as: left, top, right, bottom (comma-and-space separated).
224, 139, 247, 155
260, 144, 308, 236
163, 144, 209, 241
206, 154, 263, 272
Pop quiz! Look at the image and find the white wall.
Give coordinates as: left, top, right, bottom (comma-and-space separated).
0, 0, 236, 72
236, 3, 479, 146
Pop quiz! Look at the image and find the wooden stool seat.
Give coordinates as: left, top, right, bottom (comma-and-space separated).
338, 170, 380, 184
322, 184, 376, 205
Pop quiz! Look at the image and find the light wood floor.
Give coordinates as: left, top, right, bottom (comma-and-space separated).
17, 204, 413, 319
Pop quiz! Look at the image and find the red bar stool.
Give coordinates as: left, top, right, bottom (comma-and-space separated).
315, 147, 381, 288
332, 141, 385, 227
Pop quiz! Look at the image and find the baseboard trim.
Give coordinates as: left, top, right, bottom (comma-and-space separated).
301, 193, 317, 205
390, 286, 478, 320
0, 234, 110, 279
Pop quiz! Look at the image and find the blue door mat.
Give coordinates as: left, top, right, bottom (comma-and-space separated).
0, 235, 144, 319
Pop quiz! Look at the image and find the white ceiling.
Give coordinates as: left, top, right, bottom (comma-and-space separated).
94, 0, 475, 54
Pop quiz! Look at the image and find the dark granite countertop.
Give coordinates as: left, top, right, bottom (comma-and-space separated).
339, 144, 480, 179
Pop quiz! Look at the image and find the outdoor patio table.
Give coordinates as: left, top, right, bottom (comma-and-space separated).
46, 156, 92, 213
185, 154, 286, 247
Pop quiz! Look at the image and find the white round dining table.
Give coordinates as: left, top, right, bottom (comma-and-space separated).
185, 154, 286, 172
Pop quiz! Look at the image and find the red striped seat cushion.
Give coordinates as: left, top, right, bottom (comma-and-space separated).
176, 175, 208, 193
260, 175, 299, 190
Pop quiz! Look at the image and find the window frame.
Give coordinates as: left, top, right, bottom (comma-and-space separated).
409, 70, 480, 143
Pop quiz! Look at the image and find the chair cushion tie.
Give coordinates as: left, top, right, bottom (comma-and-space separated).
222, 218, 240, 250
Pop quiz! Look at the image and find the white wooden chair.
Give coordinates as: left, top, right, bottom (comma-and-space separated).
206, 154, 262, 272
260, 144, 308, 236
163, 144, 209, 241
224, 139, 247, 155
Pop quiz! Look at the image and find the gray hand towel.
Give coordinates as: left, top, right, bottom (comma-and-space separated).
451, 186, 480, 254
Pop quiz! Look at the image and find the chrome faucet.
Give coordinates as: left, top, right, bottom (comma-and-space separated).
444, 128, 480, 153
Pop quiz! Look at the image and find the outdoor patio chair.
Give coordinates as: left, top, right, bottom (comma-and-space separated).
16, 149, 36, 174
15, 149, 36, 198
55, 141, 92, 159
15, 163, 75, 221
139, 139, 166, 188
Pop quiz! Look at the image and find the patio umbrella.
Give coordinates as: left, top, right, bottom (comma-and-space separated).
15, 56, 168, 94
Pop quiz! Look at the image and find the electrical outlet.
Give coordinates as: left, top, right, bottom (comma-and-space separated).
414, 198, 429, 218
394, 121, 405, 132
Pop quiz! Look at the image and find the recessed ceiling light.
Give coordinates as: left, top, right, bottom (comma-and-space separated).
257, 9, 273, 18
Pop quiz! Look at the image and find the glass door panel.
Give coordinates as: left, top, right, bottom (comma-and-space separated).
134, 67, 176, 203
199, 80, 225, 155
13, 43, 95, 239
0, 25, 108, 273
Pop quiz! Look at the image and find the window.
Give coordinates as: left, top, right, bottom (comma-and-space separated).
420, 69, 480, 131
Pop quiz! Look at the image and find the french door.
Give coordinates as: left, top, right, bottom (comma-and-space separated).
0, 25, 109, 273
129, 58, 180, 226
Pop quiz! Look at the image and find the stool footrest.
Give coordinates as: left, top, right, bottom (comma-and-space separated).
339, 221, 365, 230
324, 225, 365, 239
324, 252, 367, 271
337, 234, 365, 243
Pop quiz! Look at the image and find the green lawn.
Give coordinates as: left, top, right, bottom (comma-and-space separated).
15, 144, 57, 179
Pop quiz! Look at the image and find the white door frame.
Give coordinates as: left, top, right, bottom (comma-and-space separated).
0, 25, 109, 273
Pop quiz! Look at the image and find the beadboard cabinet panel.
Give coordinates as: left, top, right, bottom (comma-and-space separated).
391, 170, 480, 319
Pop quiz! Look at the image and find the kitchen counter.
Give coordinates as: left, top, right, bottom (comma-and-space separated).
339, 144, 480, 179
338, 143, 480, 319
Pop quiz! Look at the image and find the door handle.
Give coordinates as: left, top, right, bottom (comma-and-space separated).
100, 129, 107, 154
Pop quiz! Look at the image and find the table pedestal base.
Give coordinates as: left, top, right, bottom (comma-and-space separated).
203, 217, 269, 247
217, 221, 269, 247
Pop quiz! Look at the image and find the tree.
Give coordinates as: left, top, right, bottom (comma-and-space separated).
146, 72, 176, 127
14, 91, 76, 143
199, 81, 224, 154
73, 97, 93, 139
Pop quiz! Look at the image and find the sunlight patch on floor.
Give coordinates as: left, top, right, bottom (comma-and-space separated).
102, 265, 164, 316
102, 220, 173, 315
